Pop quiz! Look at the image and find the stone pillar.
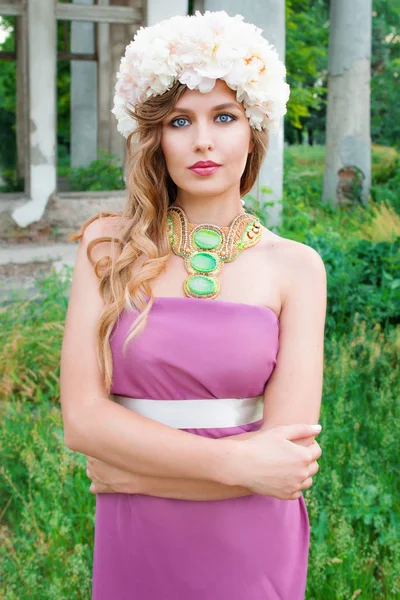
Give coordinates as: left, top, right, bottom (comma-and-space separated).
322, 0, 372, 206
145, 0, 188, 25
12, 0, 57, 227
204, 0, 286, 228
71, 0, 98, 167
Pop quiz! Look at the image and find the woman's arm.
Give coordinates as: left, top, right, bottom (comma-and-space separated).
61, 219, 240, 488
87, 431, 257, 500
118, 475, 253, 501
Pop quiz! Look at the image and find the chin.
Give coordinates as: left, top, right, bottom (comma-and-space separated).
178, 178, 231, 193
183, 185, 230, 198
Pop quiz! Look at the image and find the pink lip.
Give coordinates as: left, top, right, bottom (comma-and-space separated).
189, 163, 221, 176
189, 161, 221, 168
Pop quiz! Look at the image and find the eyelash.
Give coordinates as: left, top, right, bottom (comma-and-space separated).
169, 113, 237, 128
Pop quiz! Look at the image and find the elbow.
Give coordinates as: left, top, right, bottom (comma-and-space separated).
64, 423, 81, 452
62, 410, 84, 452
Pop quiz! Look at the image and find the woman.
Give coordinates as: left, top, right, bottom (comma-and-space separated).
60, 10, 326, 600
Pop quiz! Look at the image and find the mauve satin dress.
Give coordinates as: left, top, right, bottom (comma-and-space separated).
91, 296, 310, 600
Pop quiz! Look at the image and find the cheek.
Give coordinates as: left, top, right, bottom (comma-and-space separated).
161, 133, 184, 170
222, 129, 252, 167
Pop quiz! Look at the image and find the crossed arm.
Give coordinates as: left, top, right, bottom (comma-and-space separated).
85, 430, 257, 501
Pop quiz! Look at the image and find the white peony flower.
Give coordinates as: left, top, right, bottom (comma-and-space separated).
112, 10, 290, 138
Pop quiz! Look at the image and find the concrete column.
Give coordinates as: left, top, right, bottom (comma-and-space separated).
71, 0, 98, 167
12, 0, 57, 227
323, 0, 372, 205
145, 0, 188, 26
204, 0, 286, 228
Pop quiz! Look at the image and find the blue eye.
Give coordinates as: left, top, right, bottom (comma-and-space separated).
216, 113, 235, 123
171, 117, 189, 128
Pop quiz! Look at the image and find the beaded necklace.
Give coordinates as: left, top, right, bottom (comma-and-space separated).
167, 204, 263, 300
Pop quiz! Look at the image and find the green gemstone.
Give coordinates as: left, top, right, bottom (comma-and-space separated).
191, 252, 217, 273
194, 228, 222, 250
187, 275, 217, 296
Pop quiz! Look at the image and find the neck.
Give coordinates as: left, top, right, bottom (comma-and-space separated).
170, 199, 246, 228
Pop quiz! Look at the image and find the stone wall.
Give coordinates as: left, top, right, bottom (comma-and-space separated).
0, 192, 127, 242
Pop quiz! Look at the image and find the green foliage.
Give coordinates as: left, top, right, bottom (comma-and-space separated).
306, 234, 399, 334
285, 0, 329, 139
0, 401, 93, 598
371, 148, 400, 214
67, 151, 125, 191
371, 0, 400, 149
305, 317, 399, 599
372, 168, 400, 216
0, 17, 17, 176
0, 167, 24, 193
0, 268, 71, 403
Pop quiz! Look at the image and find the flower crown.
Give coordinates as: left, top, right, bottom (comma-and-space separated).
112, 10, 290, 138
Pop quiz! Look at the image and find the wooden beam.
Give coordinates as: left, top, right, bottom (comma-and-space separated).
0, 51, 17, 59
55, 3, 141, 24
97, 0, 111, 153
0, 1, 24, 16
16, 9, 30, 194
58, 52, 97, 62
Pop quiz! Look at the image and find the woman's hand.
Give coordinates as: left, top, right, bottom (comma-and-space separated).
85, 455, 139, 494
227, 423, 323, 500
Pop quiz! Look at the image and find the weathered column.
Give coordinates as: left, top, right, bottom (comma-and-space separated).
323, 0, 372, 205
12, 0, 57, 227
71, 0, 98, 167
204, 0, 286, 228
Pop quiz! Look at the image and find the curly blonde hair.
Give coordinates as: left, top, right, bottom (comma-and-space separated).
70, 81, 269, 394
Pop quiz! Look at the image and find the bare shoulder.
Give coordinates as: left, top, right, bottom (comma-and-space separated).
259, 230, 327, 429
81, 213, 129, 244
80, 214, 131, 263
261, 228, 326, 303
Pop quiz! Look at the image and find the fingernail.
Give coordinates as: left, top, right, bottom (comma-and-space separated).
311, 424, 322, 432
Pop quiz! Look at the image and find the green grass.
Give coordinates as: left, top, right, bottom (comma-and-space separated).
1, 144, 399, 599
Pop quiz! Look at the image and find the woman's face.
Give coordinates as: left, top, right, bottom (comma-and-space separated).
160, 79, 254, 199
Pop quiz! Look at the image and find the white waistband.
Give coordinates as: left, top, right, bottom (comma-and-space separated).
110, 394, 264, 429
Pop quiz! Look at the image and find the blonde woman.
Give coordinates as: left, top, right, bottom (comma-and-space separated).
60, 11, 326, 600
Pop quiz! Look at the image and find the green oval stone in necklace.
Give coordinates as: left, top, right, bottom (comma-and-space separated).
167, 205, 263, 300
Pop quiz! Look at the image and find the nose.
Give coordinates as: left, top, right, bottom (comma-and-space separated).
192, 122, 215, 153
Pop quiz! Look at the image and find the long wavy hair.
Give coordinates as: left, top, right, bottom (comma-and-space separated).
70, 80, 269, 394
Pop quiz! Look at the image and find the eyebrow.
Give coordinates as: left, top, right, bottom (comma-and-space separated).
169, 102, 243, 115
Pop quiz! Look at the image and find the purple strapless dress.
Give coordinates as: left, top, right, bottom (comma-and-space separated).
92, 297, 310, 600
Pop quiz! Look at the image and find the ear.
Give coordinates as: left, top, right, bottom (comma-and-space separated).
248, 136, 255, 153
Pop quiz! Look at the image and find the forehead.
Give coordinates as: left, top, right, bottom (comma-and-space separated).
174, 79, 244, 111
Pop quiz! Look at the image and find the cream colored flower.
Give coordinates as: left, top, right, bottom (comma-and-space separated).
112, 10, 290, 138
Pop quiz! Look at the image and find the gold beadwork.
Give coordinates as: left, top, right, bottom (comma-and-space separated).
167, 205, 263, 300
